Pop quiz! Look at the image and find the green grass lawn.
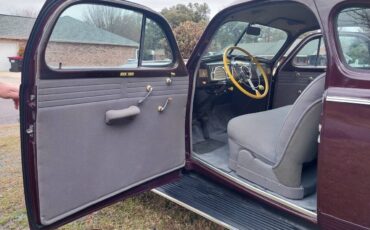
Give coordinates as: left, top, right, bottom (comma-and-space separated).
0, 124, 224, 230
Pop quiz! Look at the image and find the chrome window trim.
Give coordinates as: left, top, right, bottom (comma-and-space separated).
326, 96, 370, 106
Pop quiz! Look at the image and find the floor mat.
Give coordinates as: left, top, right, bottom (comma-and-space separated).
193, 139, 226, 154
192, 145, 317, 211
194, 145, 232, 173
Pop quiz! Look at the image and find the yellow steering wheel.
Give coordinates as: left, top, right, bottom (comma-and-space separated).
223, 46, 269, 99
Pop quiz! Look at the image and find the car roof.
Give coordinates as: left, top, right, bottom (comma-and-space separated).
216, 0, 320, 37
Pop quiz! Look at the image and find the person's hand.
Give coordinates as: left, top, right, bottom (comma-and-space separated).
0, 83, 19, 110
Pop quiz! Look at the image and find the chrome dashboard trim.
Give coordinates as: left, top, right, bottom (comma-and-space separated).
211, 65, 227, 81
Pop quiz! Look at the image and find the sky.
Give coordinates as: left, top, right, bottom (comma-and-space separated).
0, 0, 234, 18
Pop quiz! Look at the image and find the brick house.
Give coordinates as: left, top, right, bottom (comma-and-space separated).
46, 16, 139, 68
0, 14, 139, 71
0, 14, 34, 71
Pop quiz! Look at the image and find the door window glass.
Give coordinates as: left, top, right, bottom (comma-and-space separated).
45, 4, 142, 69
45, 4, 174, 70
293, 38, 327, 68
142, 18, 173, 66
337, 7, 370, 69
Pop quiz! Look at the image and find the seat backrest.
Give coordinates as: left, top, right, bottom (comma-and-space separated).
275, 74, 325, 167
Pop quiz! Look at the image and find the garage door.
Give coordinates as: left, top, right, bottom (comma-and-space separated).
0, 41, 19, 71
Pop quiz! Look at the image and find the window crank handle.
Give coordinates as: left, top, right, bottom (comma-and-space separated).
138, 85, 153, 105
158, 98, 173, 112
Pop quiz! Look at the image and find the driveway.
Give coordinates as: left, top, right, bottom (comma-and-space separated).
0, 72, 21, 125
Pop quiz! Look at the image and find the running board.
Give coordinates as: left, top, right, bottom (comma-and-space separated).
152, 173, 317, 230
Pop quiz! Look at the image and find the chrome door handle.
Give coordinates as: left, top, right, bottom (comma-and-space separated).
158, 98, 172, 112
138, 85, 153, 105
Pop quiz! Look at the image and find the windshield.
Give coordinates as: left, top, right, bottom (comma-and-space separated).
205, 21, 288, 60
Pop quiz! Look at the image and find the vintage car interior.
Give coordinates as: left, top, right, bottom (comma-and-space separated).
21, 0, 370, 228
191, 1, 327, 213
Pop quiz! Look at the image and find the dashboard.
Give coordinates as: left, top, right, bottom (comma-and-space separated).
196, 60, 271, 89
198, 62, 228, 84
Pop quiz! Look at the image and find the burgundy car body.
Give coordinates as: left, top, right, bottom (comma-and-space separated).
20, 0, 370, 229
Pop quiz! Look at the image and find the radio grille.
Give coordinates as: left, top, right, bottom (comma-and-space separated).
211, 66, 227, 81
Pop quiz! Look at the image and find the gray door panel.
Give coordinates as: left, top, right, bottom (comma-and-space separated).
273, 71, 324, 108
273, 34, 327, 108
36, 76, 188, 224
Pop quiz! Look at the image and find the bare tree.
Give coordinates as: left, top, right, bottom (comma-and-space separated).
341, 8, 370, 33
83, 5, 142, 42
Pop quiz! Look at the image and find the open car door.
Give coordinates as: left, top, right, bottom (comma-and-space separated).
20, 0, 189, 229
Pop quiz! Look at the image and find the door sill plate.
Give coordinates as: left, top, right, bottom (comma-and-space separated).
153, 173, 317, 230
192, 156, 317, 220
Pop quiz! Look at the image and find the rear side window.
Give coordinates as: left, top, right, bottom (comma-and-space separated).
45, 4, 173, 70
336, 7, 370, 69
293, 37, 327, 68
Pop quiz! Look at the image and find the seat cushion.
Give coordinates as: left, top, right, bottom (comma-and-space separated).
227, 105, 292, 164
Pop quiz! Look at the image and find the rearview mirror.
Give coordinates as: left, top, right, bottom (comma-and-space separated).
247, 25, 261, 36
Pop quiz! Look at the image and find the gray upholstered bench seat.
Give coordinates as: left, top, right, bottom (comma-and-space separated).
227, 74, 325, 199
